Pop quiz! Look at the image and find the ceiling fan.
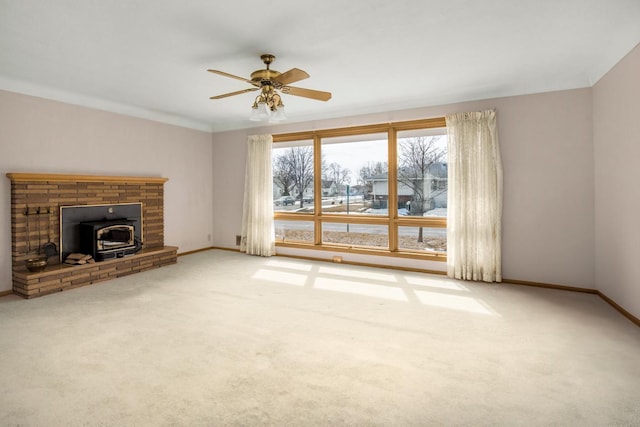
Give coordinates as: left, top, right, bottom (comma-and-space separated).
207, 54, 331, 121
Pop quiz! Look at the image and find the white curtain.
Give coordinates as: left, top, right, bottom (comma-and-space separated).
240, 134, 275, 256
446, 110, 503, 282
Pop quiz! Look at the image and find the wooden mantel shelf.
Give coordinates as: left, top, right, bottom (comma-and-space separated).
6, 172, 168, 184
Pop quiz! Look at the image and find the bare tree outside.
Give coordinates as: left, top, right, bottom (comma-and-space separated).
325, 162, 352, 194
272, 146, 315, 207
272, 154, 295, 196
398, 136, 447, 241
286, 146, 314, 208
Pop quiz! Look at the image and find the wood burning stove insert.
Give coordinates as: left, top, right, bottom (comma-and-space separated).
79, 219, 140, 260
60, 203, 143, 262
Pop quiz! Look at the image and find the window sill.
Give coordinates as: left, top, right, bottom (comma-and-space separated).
275, 241, 447, 262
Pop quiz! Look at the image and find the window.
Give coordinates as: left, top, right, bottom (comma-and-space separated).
320, 133, 387, 216
273, 118, 448, 261
322, 222, 389, 249
275, 220, 314, 243
272, 139, 314, 213
397, 226, 447, 253
397, 128, 448, 219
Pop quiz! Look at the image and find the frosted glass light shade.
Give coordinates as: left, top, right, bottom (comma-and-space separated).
270, 106, 286, 122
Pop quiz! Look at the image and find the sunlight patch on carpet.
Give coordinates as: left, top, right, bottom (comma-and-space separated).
317, 266, 397, 283
314, 277, 408, 302
404, 275, 469, 292
252, 269, 308, 286
264, 259, 313, 272
414, 290, 495, 315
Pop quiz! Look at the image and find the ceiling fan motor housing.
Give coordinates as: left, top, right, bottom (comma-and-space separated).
250, 69, 280, 83
251, 53, 279, 84
208, 53, 331, 103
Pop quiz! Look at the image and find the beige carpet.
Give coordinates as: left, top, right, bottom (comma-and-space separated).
1, 249, 639, 426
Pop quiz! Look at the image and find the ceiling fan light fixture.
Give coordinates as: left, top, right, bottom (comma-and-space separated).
249, 88, 287, 122
251, 99, 271, 121
209, 53, 331, 123
249, 106, 261, 121
270, 105, 286, 122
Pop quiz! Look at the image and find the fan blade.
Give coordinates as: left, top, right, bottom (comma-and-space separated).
207, 69, 259, 86
272, 68, 309, 86
210, 88, 258, 100
282, 86, 332, 101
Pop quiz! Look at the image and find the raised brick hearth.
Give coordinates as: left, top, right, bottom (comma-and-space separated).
6, 173, 178, 298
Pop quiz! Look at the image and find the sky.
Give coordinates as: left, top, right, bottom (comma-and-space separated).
322, 134, 448, 183
273, 132, 447, 184
322, 139, 388, 182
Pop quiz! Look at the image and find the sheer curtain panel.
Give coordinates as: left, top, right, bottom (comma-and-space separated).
240, 134, 275, 256
446, 110, 503, 282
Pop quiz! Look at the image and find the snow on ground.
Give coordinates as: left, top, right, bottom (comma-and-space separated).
364, 207, 447, 216
424, 208, 447, 217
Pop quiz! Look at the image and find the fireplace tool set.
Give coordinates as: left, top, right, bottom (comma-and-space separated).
24, 206, 58, 272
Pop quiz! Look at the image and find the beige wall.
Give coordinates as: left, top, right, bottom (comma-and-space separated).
3, 56, 637, 317
594, 43, 640, 317
0, 90, 214, 293
212, 88, 596, 289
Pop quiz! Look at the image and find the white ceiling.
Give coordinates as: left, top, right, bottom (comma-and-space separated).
1, 0, 639, 133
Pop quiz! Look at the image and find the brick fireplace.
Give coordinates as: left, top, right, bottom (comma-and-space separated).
6, 173, 178, 298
